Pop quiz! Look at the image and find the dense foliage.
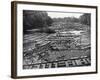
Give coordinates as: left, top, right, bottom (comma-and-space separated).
79, 13, 91, 26
23, 10, 53, 33
53, 17, 79, 23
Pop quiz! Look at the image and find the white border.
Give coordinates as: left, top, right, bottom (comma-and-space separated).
17, 3, 96, 76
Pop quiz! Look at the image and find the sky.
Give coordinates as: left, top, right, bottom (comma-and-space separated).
47, 11, 84, 18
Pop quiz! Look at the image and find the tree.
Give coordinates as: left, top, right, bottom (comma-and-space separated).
79, 13, 91, 26
23, 10, 53, 33
46, 16, 53, 26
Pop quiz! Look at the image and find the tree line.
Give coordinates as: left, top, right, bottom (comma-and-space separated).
23, 10, 91, 33
53, 13, 91, 26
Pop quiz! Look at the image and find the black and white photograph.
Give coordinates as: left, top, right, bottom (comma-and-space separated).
11, 1, 97, 78
23, 10, 91, 69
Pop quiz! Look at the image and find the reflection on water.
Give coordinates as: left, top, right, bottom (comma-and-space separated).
69, 30, 84, 35
61, 30, 84, 35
